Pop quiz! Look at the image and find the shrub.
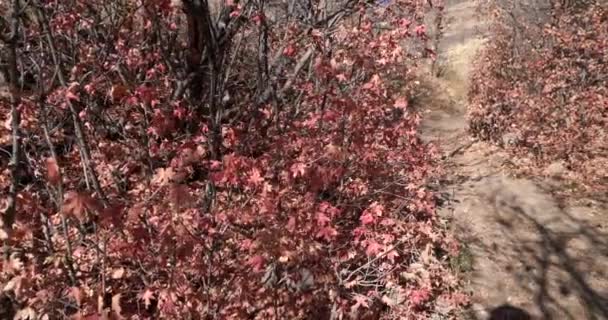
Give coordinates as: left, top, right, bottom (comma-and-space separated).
0, 0, 466, 318
469, 0, 608, 191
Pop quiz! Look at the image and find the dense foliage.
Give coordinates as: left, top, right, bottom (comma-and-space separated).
469, 0, 608, 192
0, 0, 466, 319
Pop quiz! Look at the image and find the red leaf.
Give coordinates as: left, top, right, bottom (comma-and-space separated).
65, 90, 80, 102
351, 294, 370, 312
414, 25, 427, 37
316, 211, 331, 226
287, 216, 297, 233
70, 287, 83, 306
247, 255, 265, 272
394, 97, 409, 109
99, 204, 124, 228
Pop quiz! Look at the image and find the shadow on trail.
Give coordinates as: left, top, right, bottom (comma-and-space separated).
467, 178, 608, 320
489, 304, 531, 320
465, 304, 532, 320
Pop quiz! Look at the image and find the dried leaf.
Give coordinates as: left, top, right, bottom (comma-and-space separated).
152, 167, 175, 186
111, 293, 123, 319
109, 84, 129, 102
46, 157, 61, 185
70, 286, 84, 307
139, 289, 155, 309
351, 294, 370, 311
14, 307, 37, 320
394, 97, 409, 109
248, 255, 265, 272
297, 268, 314, 291
61, 191, 102, 221
3, 276, 22, 293
111, 267, 125, 279
65, 82, 81, 102
168, 184, 193, 208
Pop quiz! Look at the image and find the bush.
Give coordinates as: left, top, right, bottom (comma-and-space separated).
469, 0, 608, 191
0, 0, 466, 318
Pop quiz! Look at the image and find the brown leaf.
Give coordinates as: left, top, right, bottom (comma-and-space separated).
109, 84, 129, 102
3, 275, 22, 293
6, 253, 23, 273
46, 157, 61, 185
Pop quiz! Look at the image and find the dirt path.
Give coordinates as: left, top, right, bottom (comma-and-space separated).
420, 1, 608, 319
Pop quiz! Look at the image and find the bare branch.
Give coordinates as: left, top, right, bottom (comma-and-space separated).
34, 3, 107, 204
2, 0, 22, 260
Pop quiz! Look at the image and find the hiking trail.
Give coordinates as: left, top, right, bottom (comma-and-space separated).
419, 0, 608, 319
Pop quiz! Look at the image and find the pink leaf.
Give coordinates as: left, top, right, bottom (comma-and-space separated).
316, 212, 331, 226
65, 90, 80, 102
351, 294, 370, 312
365, 240, 383, 256
248, 168, 264, 186
290, 162, 307, 178
409, 287, 432, 307
360, 211, 375, 225
247, 255, 265, 272
415, 25, 427, 37
394, 97, 409, 109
